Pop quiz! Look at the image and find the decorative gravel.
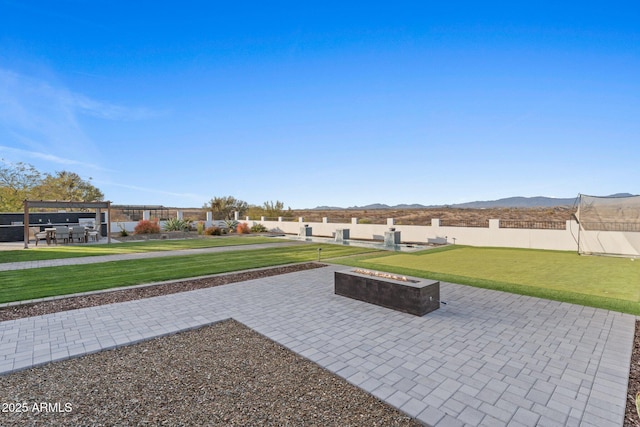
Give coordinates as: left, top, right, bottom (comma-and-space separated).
0, 320, 421, 426
0, 263, 325, 322
0, 263, 422, 425
2, 260, 638, 425
625, 321, 640, 426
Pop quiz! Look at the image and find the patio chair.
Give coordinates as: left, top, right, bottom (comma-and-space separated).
87, 228, 100, 242
70, 226, 86, 243
31, 227, 48, 246
54, 226, 70, 244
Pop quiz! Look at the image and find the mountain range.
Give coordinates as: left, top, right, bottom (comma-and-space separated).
312, 193, 636, 210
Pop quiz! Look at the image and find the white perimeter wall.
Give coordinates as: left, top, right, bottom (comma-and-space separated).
239, 217, 582, 251
110, 212, 640, 256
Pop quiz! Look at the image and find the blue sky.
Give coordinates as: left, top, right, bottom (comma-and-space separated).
1, 1, 638, 208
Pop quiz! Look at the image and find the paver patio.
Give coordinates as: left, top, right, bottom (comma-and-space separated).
0, 264, 634, 426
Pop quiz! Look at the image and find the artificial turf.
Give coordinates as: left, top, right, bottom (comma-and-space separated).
335, 245, 640, 315
0, 244, 377, 304
4, 239, 639, 315
0, 236, 284, 263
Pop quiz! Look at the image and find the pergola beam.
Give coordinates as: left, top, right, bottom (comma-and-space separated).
26, 200, 110, 209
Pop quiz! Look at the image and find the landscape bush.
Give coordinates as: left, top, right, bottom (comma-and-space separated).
250, 223, 268, 233
204, 226, 222, 236
117, 223, 129, 237
134, 219, 161, 234
236, 223, 250, 234
224, 219, 239, 232
163, 218, 192, 232
196, 221, 205, 235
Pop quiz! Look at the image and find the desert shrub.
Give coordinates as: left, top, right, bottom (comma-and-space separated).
204, 226, 222, 236
250, 223, 268, 233
163, 218, 192, 232
196, 221, 205, 235
224, 219, 239, 232
134, 219, 161, 234
117, 223, 129, 237
236, 223, 250, 234
358, 219, 372, 224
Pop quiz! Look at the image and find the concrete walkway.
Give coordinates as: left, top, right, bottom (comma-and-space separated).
0, 263, 634, 426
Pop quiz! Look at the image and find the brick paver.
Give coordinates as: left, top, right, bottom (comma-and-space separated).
0, 264, 634, 426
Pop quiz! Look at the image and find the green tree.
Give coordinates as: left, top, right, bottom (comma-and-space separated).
246, 200, 293, 219
263, 200, 293, 217
262, 200, 284, 216
34, 171, 104, 202
0, 160, 42, 211
204, 196, 248, 220
0, 160, 104, 212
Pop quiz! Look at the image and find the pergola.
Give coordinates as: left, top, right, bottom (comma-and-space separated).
23, 200, 112, 249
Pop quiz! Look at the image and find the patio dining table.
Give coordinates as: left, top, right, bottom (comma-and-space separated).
43, 227, 89, 245
44, 227, 56, 245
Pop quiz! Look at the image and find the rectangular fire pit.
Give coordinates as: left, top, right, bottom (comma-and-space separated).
334, 269, 440, 316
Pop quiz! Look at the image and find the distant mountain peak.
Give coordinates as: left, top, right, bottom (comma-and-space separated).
451, 196, 579, 209
310, 194, 633, 210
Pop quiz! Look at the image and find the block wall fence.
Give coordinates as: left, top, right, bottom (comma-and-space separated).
3, 209, 634, 254
239, 216, 581, 251
108, 211, 639, 255
239, 216, 639, 255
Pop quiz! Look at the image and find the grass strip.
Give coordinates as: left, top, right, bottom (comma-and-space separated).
0, 244, 378, 303
334, 246, 640, 315
0, 236, 283, 263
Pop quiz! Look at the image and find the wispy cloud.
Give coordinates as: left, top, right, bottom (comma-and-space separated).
98, 180, 208, 203
0, 68, 160, 170
0, 144, 110, 171
64, 91, 160, 121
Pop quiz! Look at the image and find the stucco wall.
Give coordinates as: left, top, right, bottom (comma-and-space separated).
240, 217, 582, 251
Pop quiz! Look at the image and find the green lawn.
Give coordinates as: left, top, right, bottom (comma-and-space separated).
4, 240, 639, 315
0, 244, 377, 304
335, 245, 640, 315
0, 236, 284, 263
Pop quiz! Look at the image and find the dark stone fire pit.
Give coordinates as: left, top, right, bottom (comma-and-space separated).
334, 269, 440, 316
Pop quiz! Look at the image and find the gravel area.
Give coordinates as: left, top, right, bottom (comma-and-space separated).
0, 263, 325, 322
0, 262, 422, 425
1, 260, 638, 426
0, 319, 421, 426
625, 321, 640, 426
